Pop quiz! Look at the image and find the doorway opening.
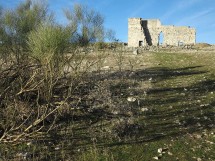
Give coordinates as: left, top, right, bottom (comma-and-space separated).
178, 41, 184, 46
159, 32, 164, 46
139, 41, 144, 47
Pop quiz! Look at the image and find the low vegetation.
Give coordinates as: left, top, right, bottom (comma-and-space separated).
0, 0, 214, 161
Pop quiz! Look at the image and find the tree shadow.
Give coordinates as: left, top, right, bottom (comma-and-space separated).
105, 65, 205, 82
38, 65, 215, 156
96, 67, 214, 147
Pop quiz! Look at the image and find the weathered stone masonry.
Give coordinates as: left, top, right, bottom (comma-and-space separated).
128, 18, 196, 47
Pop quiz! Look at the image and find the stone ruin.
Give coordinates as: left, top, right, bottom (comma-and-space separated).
128, 18, 196, 47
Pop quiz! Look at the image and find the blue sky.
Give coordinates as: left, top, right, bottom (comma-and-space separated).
1, 0, 215, 44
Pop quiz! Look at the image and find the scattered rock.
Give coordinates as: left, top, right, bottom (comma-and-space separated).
169, 106, 173, 109
112, 111, 119, 115
16, 152, 29, 160
128, 72, 135, 77
196, 122, 201, 127
158, 147, 169, 154
197, 158, 202, 161
168, 151, 173, 156
127, 97, 136, 102
141, 108, 149, 112
26, 142, 32, 146
158, 148, 162, 153
101, 66, 110, 71
194, 134, 202, 139
153, 156, 161, 160
206, 140, 214, 145
200, 104, 209, 107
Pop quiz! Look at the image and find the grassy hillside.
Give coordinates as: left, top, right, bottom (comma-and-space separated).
0, 50, 215, 161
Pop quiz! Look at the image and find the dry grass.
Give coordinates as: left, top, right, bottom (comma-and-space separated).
194, 43, 212, 49
0, 47, 215, 160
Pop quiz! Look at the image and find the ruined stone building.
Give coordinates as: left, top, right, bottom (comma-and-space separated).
128, 18, 196, 47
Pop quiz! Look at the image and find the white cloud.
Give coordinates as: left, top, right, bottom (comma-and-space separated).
161, 0, 202, 21
175, 8, 214, 26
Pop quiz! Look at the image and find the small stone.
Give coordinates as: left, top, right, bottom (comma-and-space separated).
197, 158, 202, 161
196, 122, 201, 127
127, 97, 136, 102
206, 140, 214, 144
168, 151, 173, 156
55, 147, 60, 150
17, 152, 28, 159
129, 72, 135, 77
194, 134, 202, 139
26, 142, 32, 146
101, 66, 110, 70
158, 148, 162, 153
153, 156, 159, 160
126, 111, 133, 116
112, 111, 119, 115
141, 108, 149, 112
204, 116, 208, 120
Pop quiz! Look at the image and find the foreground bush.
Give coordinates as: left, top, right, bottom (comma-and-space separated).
0, 0, 50, 64
28, 24, 71, 67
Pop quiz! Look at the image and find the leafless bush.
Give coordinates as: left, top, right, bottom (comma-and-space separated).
0, 1, 140, 154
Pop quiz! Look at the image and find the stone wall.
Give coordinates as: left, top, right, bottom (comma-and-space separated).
162, 26, 196, 46
128, 18, 146, 47
128, 18, 196, 47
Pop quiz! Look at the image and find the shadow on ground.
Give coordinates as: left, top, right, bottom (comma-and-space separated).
37, 65, 215, 155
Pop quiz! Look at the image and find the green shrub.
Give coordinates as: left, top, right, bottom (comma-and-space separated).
0, 0, 50, 63
28, 24, 71, 68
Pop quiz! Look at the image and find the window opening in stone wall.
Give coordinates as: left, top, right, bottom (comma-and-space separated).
159, 32, 164, 46
139, 41, 144, 47
178, 41, 184, 46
